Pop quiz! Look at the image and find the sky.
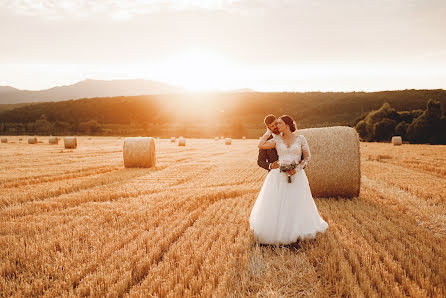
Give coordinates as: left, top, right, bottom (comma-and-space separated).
1, 0, 446, 92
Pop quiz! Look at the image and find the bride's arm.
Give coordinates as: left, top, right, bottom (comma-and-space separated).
258, 129, 276, 149
300, 135, 311, 168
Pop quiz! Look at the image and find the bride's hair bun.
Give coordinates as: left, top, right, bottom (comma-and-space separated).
279, 115, 296, 132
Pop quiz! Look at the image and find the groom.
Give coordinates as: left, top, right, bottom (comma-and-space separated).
257, 115, 297, 176
257, 115, 280, 171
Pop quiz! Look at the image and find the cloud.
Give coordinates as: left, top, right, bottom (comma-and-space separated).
2, 0, 250, 19
5, 0, 446, 22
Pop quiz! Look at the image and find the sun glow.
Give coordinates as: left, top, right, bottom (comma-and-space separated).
157, 49, 236, 91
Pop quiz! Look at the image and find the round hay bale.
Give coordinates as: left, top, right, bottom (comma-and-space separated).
170, 137, 176, 142
242, 136, 246, 140
297, 126, 360, 198
49, 136, 59, 144
64, 137, 77, 149
123, 137, 156, 168
392, 136, 402, 146
178, 138, 186, 146
225, 138, 232, 145
1, 137, 7, 143
28, 137, 37, 144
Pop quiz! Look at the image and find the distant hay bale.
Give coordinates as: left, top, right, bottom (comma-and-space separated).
18, 138, 23, 141
28, 137, 37, 144
123, 137, 156, 168
242, 136, 246, 140
298, 126, 360, 198
1, 137, 7, 143
170, 137, 176, 142
64, 137, 77, 149
225, 138, 232, 145
49, 136, 59, 144
178, 138, 186, 146
392, 136, 402, 146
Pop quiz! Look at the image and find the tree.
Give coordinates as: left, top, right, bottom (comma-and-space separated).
373, 119, 397, 141
25, 122, 35, 133
365, 102, 400, 125
34, 114, 52, 135
395, 122, 409, 140
54, 121, 71, 135
78, 120, 102, 135
407, 99, 445, 144
355, 120, 368, 141
399, 110, 423, 123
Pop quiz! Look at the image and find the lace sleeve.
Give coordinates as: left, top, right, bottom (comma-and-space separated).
300, 135, 311, 168
258, 129, 276, 149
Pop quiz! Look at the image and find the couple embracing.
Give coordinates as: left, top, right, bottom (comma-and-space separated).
249, 115, 328, 245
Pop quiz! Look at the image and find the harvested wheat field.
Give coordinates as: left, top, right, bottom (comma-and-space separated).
0, 137, 445, 297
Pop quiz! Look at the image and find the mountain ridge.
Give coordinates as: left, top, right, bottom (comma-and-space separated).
0, 79, 186, 104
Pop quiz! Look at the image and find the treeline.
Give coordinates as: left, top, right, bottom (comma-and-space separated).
354, 99, 446, 144
0, 90, 445, 139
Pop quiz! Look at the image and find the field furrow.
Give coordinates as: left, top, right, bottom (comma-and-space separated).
362, 161, 446, 203
1, 138, 445, 297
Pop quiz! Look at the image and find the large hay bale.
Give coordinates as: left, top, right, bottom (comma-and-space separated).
392, 136, 402, 146
170, 137, 176, 142
49, 136, 59, 144
123, 137, 156, 168
28, 137, 37, 144
178, 138, 186, 146
225, 138, 232, 145
298, 126, 360, 198
1, 137, 7, 143
64, 137, 77, 149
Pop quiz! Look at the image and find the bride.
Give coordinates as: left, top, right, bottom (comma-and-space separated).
249, 115, 328, 245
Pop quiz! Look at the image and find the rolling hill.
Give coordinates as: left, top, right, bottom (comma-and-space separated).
0, 79, 186, 104
1, 89, 446, 139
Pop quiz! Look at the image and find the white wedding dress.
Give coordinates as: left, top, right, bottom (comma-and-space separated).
249, 134, 328, 244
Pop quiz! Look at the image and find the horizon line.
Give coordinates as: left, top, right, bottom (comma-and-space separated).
0, 78, 445, 94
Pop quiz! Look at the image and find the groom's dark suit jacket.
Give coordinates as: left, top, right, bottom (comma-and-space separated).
257, 135, 279, 171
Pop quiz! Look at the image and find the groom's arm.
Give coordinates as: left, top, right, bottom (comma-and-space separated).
257, 149, 270, 171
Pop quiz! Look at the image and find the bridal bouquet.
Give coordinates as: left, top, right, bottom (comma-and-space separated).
279, 160, 297, 183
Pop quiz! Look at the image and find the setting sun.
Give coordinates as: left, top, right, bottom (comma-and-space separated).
157, 49, 236, 91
